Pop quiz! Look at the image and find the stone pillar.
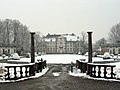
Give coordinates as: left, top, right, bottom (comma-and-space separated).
87, 32, 92, 63
87, 32, 93, 75
31, 32, 35, 63
30, 32, 35, 76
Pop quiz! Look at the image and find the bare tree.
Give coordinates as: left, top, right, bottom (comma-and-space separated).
80, 32, 87, 43
79, 32, 87, 54
34, 31, 43, 53
0, 19, 31, 54
109, 23, 120, 43
94, 38, 107, 49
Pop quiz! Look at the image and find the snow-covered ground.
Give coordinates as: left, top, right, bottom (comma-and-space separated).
1, 54, 120, 82
52, 72, 61, 76
3, 54, 118, 64
6, 54, 87, 64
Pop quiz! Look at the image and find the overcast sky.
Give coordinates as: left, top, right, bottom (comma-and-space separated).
0, 0, 120, 42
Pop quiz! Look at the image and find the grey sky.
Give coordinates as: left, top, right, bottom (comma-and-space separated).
0, 0, 120, 42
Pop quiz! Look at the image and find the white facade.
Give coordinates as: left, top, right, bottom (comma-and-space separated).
56, 36, 66, 53
0, 46, 16, 55
108, 47, 120, 55
42, 34, 80, 54
101, 43, 120, 55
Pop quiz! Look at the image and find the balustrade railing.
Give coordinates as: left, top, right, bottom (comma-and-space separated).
5, 60, 47, 80
76, 60, 116, 79
35, 60, 46, 73
5, 64, 34, 80
76, 60, 87, 73
88, 63, 116, 79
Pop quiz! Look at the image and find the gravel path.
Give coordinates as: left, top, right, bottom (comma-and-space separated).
0, 64, 120, 90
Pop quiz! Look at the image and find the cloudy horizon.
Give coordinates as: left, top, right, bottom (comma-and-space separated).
0, 0, 120, 42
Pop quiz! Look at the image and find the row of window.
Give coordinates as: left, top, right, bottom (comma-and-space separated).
0, 48, 16, 55
46, 48, 74, 52
46, 42, 74, 46
109, 48, 120, 54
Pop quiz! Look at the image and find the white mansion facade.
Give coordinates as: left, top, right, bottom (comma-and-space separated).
39, 33, 81, 54
0, 45, 16, 55
101, 43, 120, 55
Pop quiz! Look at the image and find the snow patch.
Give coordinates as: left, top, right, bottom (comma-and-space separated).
52, 72, 61, 76
12, 53, 20, 60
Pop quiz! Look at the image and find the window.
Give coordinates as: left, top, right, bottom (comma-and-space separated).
53, 48, 55, 52
119, 49, 120, 54
70, 48, 72, 52
3, 49, 4, 54
47, 48, 49, 52
50, 48, 52, 52
70, 43, 73, 47
8, 49, 10, 53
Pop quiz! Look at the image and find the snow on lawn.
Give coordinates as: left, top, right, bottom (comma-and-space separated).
5, 54, 116, 64
6, 54, 87, 64
37, 54, 87, 64
37, 54, 116, 64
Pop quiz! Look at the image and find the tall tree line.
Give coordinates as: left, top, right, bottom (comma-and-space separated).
94, 22, 120, 53
79, 32, 88, 54
0, 19, 31, 54
108, 23, 120, 43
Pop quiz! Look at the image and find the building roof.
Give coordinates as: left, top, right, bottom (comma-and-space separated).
63, 35, 79, 41
45, 38, 56, 42
46, 33, 61, 38
44, 33, 80, 42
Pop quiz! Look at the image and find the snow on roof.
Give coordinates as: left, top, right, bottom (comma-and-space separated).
44, 33, 80, 42
45, 38, 56, 42
63, 35, 79, 41
45, 34, 61, 38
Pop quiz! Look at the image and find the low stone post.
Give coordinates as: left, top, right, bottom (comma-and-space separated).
71, 62, 73, 73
